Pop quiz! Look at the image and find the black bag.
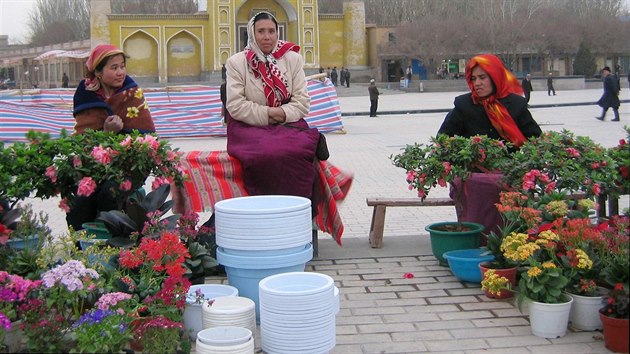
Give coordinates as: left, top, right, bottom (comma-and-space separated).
315, 132, 330, 161
284, 124, 329, 161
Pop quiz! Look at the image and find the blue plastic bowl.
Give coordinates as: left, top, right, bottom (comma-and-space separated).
443, 248, 495, 283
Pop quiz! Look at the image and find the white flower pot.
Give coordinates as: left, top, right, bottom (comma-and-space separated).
568, 291, 606, 331
528, 294, 573, 338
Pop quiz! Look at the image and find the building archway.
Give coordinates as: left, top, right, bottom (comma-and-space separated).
123, 30, 159, 82
166, 30, 202, 82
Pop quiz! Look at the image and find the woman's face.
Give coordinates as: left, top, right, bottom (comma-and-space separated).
470, 66, 493, 99
97, 54, 126, 91
254, 19, 278, 55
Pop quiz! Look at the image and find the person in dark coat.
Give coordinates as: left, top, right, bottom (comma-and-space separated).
438, 54, 542, 238
330, 67, 338, 86
368, 79, 379, 117
547, 73, 556, 95
596, 66, 620, 121
438, 54, 542, 146
521, 73, 533, 104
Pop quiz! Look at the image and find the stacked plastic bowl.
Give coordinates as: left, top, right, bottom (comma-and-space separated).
259, 272, 338, 354
201, 296, 257, 337
196, 326, 254, 354
184, 284, 239, 340
215, 195, 314, 319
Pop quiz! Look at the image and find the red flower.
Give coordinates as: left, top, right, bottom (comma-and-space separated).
403, 273, 415, 279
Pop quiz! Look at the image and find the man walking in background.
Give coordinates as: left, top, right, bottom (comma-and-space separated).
547, 73, 556, 96
596, 66, 620, 122
521, 73, 533, 105
368, 79, 380, 117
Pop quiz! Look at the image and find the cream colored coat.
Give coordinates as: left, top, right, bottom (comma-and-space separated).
225, 50, 310, 126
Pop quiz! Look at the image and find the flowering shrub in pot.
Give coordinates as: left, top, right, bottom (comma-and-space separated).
4, 129, 186, 213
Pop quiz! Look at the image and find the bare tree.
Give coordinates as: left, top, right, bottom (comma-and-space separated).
28, 0, 90, 46
111, 0, 198, 14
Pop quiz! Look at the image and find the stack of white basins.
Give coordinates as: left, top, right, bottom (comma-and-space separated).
258, 272, 339, 354
201, 296, 257, 337
215, 195, 314, 320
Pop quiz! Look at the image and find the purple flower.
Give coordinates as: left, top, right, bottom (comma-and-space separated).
41, 260, 99, 292
73, 309, 114, 328
0, 313, 11, 329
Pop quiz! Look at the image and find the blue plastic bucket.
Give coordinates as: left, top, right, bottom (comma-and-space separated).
217, 244, 313, 320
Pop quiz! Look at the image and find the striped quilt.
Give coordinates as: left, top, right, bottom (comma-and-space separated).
0, 78, 343, 141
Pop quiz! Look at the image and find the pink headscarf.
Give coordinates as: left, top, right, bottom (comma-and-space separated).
84, 44, 126, 91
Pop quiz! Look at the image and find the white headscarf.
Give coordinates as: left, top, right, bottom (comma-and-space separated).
246, 11, 278, 63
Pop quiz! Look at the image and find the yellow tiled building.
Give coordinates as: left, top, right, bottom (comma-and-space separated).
92, 0, 370, 84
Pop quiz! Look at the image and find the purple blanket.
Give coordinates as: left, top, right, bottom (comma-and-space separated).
451, 173, 504, 239
226, 116, 320, 199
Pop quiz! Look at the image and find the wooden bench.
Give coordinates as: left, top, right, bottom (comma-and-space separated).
366, 197, 455, 248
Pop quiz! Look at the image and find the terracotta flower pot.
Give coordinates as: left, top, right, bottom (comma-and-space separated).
599, 312, 629, 353
479, 262, 517, 299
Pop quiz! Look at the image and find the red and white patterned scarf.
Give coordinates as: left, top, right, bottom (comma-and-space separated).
245, 40, 300, 107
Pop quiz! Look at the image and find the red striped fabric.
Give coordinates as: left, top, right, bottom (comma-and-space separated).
171, 151, 352, 244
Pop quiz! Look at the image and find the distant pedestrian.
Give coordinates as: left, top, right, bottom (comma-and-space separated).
547, 73, 556, 96
62, 73, 69, 88
596, 66, 620, 122
339, 67, 346, 87
221, 64, 227, 82
627, 72, 629, 90
521, 73, 533, 104
331, 67, 338, 86
405, 65, 412, 88
318, 66, 324, 74
368, 79, 379, 117
345, 68, 351, 88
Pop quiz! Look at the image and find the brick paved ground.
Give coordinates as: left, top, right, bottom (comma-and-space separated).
20, 86, 629, 353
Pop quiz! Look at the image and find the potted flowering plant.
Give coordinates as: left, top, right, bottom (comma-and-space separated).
500, 130, 619, 200
599, 283, 629, 353
607, 127, 630, 196
71, 308, 134, 353
10, 129, 186, 213
392, 134, 511, 201
0, 271, 41, 352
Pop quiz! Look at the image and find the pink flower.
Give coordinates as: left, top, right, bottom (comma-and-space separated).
591, 183, 601, 196
73, 155, 82, 168
565, 148, 580, 158
58, 198, 70, 212
152, 176, 169, 190
442, 162, 452, 174
403, 273, 415, 279
77, 177, 97, 196
417, 189, 426, 198
438, 178, 446, 187
45, 165, 57, 183
142, 135, 160, 150
120, 136, 133, 148
91, 145, 114, 165
119, 179, 132, 191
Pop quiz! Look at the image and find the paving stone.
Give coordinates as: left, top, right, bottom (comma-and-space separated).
437, 310, 495, 320
423, 338, 489, 352
427, 295, 480, 304
358, 322, 417, 334
485, 334, 552, 347
361, 341, 430, 353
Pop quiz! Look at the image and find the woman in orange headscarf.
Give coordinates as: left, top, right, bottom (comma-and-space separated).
438, 54, 541, 146
438, 54, 542, 237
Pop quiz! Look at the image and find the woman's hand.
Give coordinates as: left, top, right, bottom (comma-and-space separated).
103, 115, 123, 133
267, 107, 286, 125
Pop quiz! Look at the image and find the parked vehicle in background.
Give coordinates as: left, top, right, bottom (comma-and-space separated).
0, 79, 16, 90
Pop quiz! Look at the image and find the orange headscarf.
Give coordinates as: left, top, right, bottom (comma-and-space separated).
84, 44, 126, 92
465, 54, 527, 147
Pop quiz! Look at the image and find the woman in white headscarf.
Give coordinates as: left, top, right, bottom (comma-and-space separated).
224, 11, 318, 200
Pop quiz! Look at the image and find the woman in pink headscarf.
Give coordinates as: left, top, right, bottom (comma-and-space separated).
73, 43, 154, 134
67, 44, 155, 231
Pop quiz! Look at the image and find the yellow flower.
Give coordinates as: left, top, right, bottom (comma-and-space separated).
544, 200, 569, 218
542, 261, 556, 269
577, 199, 596, 211
481, 269, 509, 296
575, 249, 593, 269
143, 101, 150, 110
527, 267, 542, 278
134, 88, 144, 99
538, 230, 559, 241
127, 106, 140, 118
